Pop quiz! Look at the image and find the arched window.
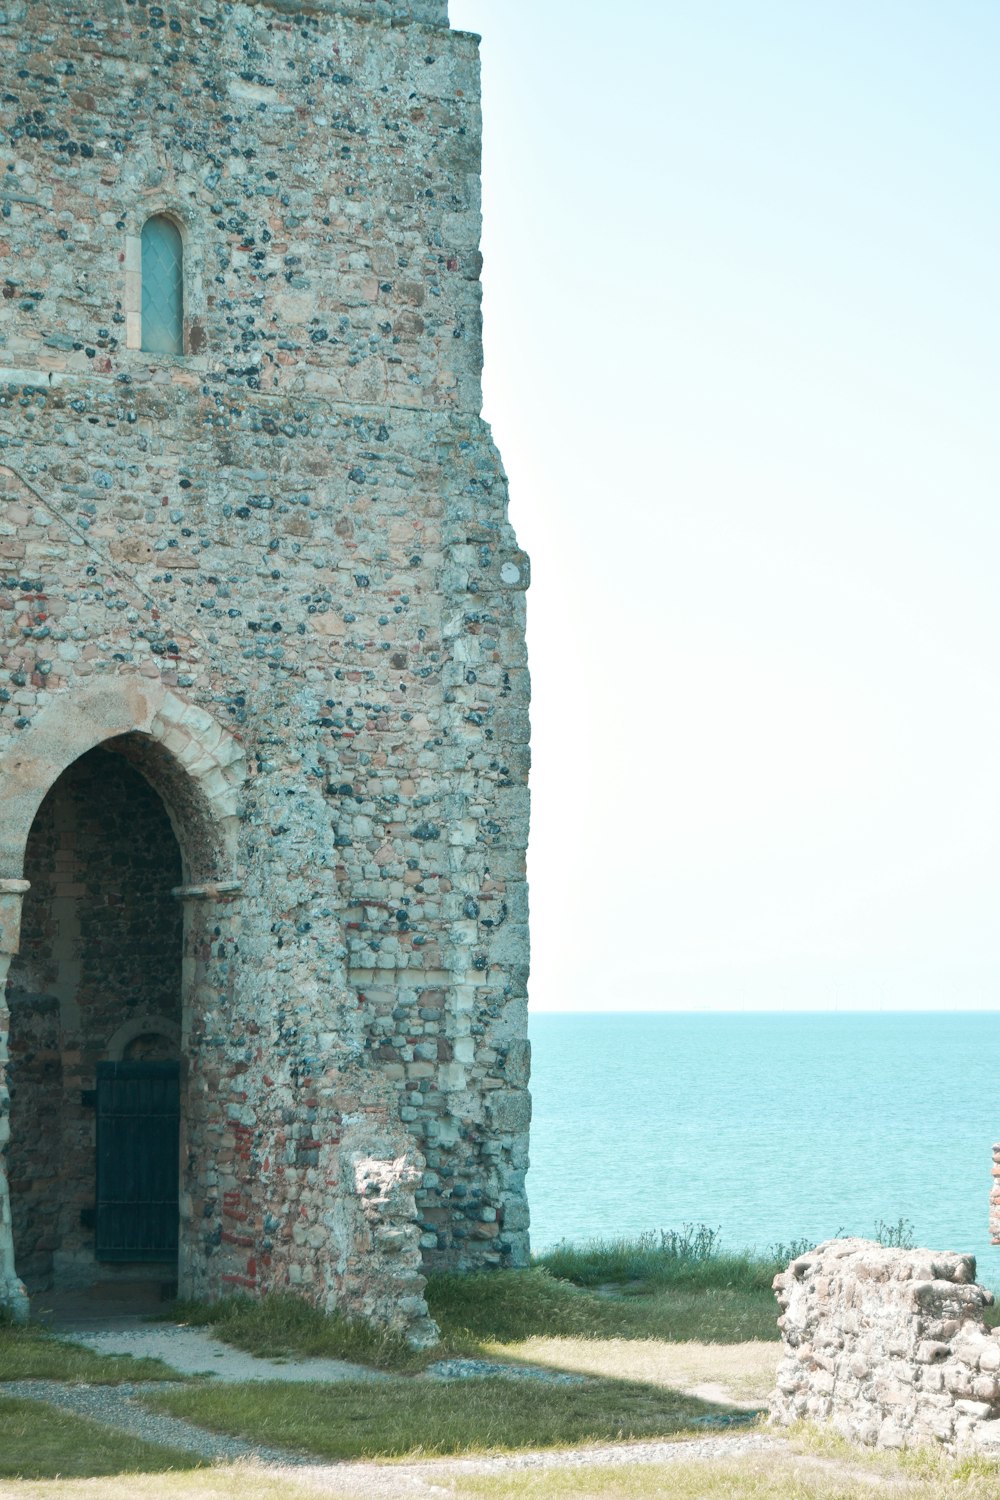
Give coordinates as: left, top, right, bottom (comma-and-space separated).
141, 215, 184, 355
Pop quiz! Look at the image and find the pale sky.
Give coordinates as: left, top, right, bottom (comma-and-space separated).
448, 0, 1000, 1013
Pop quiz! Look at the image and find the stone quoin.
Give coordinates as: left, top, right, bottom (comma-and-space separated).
0, 0, 531, 1345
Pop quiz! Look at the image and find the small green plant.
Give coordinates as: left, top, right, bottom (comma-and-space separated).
429, 1268, 611, 1343
767, 1237, 815, 1264
657, 1224, 722, 1260
873, 1217, 916, 1249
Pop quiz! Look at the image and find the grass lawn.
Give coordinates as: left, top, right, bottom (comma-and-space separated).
539, 1225, 794, 1291
0, 1397, 197, 1480
432, 1268, 781, 1346
166, 1272, 778, 1377
165, 1229, 789, 1378
146, 1374, 729, 1461
5, 1227, 1000, 1495
168, 1289, 425, 1373
0, 1324, 182, 1384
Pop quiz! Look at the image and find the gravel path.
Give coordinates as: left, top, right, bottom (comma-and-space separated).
423, 1357, 585, 1385
3, 1380, 309, 1465
3, 1374, 785, 1494
6, 1324, 777, 1496
395, 1432, 785, 1475
4, 1380, 789, 1497
53, 1323, 583, 1387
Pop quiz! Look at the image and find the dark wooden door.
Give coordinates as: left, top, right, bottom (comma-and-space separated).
95, 1061, 179, 1262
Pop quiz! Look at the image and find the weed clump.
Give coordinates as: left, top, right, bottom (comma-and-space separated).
538, 1224, 786, 1294
539, 1218, 922, 1295
873, 1217, 916, 1250
170, 1292, 424, 1373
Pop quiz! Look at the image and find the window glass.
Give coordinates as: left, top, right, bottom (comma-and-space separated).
141, 216, 183, 355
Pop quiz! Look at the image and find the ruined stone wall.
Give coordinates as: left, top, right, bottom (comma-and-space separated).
771, 1239, 1000, 1453
0, 0, 529, 1329
7, 748, 182, 1289
988, 1146, 1000, 1249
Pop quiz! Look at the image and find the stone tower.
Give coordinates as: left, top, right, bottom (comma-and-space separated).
0, 0, 530, 1341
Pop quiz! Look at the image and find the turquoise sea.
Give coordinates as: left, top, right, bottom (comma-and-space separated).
527, 1012, 1000, 1286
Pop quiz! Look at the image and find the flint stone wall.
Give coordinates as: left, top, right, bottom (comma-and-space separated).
771, 1238, 1000, 1453
0, 0, 529, 1339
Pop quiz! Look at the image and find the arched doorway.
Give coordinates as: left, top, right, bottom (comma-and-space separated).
0, 681, 247, 1321
6, 743, 183, 1296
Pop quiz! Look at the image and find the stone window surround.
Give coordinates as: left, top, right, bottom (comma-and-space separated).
124, 196, 207, 363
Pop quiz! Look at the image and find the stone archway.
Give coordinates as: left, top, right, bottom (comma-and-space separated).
8, 746, 185, 1293
0, 681, 245, 1320
0, 679, 244, 886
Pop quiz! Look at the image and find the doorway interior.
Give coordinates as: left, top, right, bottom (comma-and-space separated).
5, 741, 183, 1305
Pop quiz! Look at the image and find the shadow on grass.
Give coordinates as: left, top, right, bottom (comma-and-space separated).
0, 1322, 183, 1384
429, 1268, 781, 1348
166, 1263, 780, 1380
0, 1397, 198, 1480
145, 1372, 759, 1463
149, 1247, 783, 1459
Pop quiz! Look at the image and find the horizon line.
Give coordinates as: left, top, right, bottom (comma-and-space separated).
527, 1007, 1000, 1016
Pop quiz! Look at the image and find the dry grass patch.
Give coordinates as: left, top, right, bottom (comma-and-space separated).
788, 1421, 1000, 1484
8, 1453, 1000, 1500
447, 1449, 1000, 1499
486, 1337, 779, 1406
0, 1468, 318, 1500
